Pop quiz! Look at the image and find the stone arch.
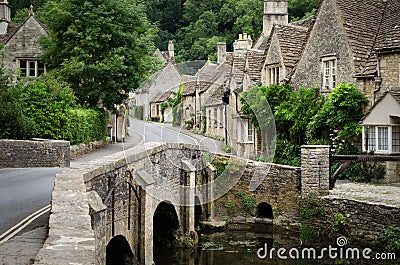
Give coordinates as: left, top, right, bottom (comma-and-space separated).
194, 196, 203, 229
256, 202, 274, 219
106, 235, 134, 265
153, 201, 180, 247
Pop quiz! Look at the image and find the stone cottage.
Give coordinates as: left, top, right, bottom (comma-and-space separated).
290, 0, 399, 106
0, 2, 48, 77
131, 40, 181, 120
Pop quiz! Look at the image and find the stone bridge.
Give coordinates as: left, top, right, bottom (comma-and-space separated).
34, 144, 330, 265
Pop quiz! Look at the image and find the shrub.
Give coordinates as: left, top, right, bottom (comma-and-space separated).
21, 76, 76, 140
384, 226, 400, 253
133, 105, 144, 120
236, 191, 257, 213
69, 108, 107, 145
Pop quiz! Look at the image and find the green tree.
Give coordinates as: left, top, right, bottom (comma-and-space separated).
288, 0, 319, 21
9, 0, 48, 18
0, 56, 32, 139
41, 0, 159, 110
307, 83, 368, 154
276, 87, 324, 145
142, 0, 184, 51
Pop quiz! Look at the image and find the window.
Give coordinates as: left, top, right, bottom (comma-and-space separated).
17, 59, 45, 77
322, 58, 336, 90
238, 119, 254, 143
208, 110, 212, 128
247, 121, 253, 142
365, 126, 376, 151
266, 65, 280, 85
378, 127, 389, 151
392, 126, 400, 153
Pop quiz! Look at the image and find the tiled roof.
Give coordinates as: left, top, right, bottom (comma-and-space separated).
274, 24, 309, 70
246, 49, 264, 84
233, 55, 246, 86
151, 90, 173, 103
374, 0, 400, 52
336, 0, 389, 76
0, 23, 20, 44
182, 75, 197, 96
204, 84, 225, 107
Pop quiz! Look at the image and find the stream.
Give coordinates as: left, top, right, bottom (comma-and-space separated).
153, 224, 398, 265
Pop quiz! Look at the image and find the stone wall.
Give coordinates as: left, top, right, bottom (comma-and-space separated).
212, 154, 301, 226
0, 139, 70, 168
290, 0, 355, 90
379, 52, 400, 88
308, 196, 400, 241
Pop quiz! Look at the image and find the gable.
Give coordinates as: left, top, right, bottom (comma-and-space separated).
5, 16, 48, 59
265, 33, 283, 67
290, 0, 355, 89
362, 93, 400, 125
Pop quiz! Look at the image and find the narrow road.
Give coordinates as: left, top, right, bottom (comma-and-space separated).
130, 119, 197, 144
0, 168, 63, 236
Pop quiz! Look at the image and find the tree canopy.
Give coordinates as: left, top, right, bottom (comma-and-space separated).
143, 0, 319, 61
40, 0, 159, 110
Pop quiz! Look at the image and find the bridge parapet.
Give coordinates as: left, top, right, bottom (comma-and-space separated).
34, 142, 208, 265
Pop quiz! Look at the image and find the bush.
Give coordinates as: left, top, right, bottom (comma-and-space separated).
133, 105, 144, 120
21, 76, 76, 139
0, 85, 33, 139
384, 226, 400, 253
69, 108, 107, 145
274, 139, 301, 167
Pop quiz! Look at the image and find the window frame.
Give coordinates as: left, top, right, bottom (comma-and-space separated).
17, 58, 46, 78
264, 64, 280, 86
321, 56, 337, 90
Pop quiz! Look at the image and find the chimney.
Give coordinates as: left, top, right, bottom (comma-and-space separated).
234, 33, 252, 56
168, 40, 174, 60
0, 0, 10, 35
263, 0, 288, 37
217, 42, 226, 64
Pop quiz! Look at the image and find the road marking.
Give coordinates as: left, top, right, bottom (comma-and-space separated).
151, 122, 200, 145
0, 204, 51, 244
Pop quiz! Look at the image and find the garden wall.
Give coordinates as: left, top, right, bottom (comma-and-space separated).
0, 139, 70, 168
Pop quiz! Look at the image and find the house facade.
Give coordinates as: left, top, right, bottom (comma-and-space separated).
131, 41, 181, 120
0, 2, 48, 78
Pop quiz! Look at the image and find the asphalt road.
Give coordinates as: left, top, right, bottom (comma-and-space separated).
130, 118, 197, 144
0, 168, 64, 235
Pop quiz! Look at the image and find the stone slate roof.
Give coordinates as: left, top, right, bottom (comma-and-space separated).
151, 90, 173, 103
182, 75, 197, 96
274, 24, 309, 71
204, 84, 225, 107
246, 49, 264, 84
374, 0, 400, 52
334, 0, 400, 76
0, 23, 19, 44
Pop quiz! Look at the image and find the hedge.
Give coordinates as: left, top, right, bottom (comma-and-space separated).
69, 108, 108, 145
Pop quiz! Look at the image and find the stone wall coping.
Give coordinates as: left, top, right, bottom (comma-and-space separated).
321, 195, 400, 209
214, 153, 301, 170
300, 145, 331, 148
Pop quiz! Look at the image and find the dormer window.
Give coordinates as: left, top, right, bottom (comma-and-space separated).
17, 59, 46, 77
322, 57, 336, 90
